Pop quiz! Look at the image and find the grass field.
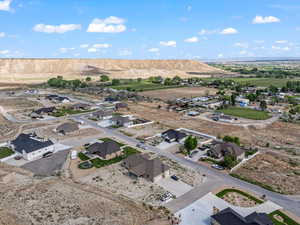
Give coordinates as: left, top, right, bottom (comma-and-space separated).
218, 107, 270, 120
204, 77, 300, 88
110, 80, 184, 91
0, 147, 14, 159
269, 210, 300, 225
51, 108, 94, 117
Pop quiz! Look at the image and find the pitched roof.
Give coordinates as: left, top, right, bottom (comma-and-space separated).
11, 133, 54, 154
56, 122, 79, 134
212, 141, 244, 157
87, 140, 121, 158
162, 129, 187, 141
211, 208, 273, 225
34, 107, 56, 115
111, 116, 131, 125
92, 110, 113, 117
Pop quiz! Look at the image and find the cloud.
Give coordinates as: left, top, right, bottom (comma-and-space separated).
252, 16, 280, 24
220, 27, 238, 35
80, 44, 89, 48
198, 29, 217, 35
275, 40, 288, 44
272, 45, 290, 51
184, 36, 199, 43
234, 42, 249, 48
148, 48, 160, 53
33, 24, 81, 33
119, 49, 132, 56
59, 47, 75, 54
0, 32, 5, 38
0, 49, 10, 54
87, 48, 98, 53
0, 0, 12, 11
160, 40, 176, 47
87, 16, 126, 33
217, 53, 224, 58
93, 43, 112, 48
187, 5, 192, 12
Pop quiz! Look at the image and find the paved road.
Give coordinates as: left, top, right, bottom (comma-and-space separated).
74, 115, 300, 216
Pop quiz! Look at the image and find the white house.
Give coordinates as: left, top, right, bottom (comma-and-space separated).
10, 133, 55, 161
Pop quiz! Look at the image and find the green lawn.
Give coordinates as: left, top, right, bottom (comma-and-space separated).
78, 152, 90, 161
51, 108, 94, 117
0, 147, 14, 159
90, 146, 140, 168
99, 138, 125, 147
110, 81, 184, 92
216, 188, 264, 204
218, 107, 271, 120
269, 210, 300, 225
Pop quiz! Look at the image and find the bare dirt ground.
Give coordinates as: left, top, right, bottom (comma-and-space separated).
0, 97, 42, 111
0, 114, 19, 142
141, 87, 217, 101
0, 163, 169, 225
233, 153, 300, 195
222, 192, 260, 207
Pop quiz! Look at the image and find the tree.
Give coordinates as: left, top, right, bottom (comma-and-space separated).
184, 136, 198, 154
259, 100, 267, 111
164, 78, 172, 85
220, 155, 237, 169
112, 79, 120, 86
85, 77, 92, 82
137, 78, 142, 83
100, 75, 109, 82
230, 94, 236, 106
223, 135, 240, 146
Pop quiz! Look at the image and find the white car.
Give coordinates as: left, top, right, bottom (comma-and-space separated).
211, 164, 225, 170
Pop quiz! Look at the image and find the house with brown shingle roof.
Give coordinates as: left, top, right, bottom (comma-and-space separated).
122, 154, 170, 182
208, 141, 245, 160
87, 140, 122, 160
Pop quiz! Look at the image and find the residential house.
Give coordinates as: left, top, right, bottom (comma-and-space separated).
111, 115, 133, 127
122, 154, 170, 182
211, 207, 273, 225
87, 140, 122, 160
208, 141, 245, 160
55, 122, 79, 135
71, 103, 91, 110
236, 97, 250, 107
46, 94, 70, 103
115, 102, 128, 110
161, 129, 187, 143
91, 110, 113, 120
30, 107, 56, 118
10, 133, 55, 161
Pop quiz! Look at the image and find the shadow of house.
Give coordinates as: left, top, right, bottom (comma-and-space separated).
122, 154, 170, 182
87, 140, 122, 160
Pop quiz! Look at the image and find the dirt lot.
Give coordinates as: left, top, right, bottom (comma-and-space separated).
140, 87, 217, 101
119, 123, 170, 140
233, 153, 300, 195
0, 114, 20, 142
222, 192, 260, 207
0, 97, 42, 111
0, 163, 169, 225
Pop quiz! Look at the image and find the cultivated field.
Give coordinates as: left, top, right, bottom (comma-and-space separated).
141, 87, 218, 101
218, 107, 271, 120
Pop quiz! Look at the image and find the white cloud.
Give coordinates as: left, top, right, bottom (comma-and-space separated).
59, 47, 75, 54
198, 29, 217, 35
252, 16, 280, 24
272, 45, 290, 51
0, 32, 5, 38
87, 48, 98, 53
0, 0, 12, 11
80, 44, 89, 48
93, 43, 112, 48
148, 48, 160, 52
234, 42, 249, 48
160, 40, 176, 47
0, 49, 10, 54
220, 27, 238, 35
119, 49, 132, 56
184, 36, 199, 43
217, 53, 224, 58
33, 24, 81, 34
275, 40, 288, 44
87, 16, 126, 33
187, 5, 192, 12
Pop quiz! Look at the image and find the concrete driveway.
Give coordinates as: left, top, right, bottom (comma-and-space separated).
156, 177, 193, 197
21, 150, 70, 176
156, 141, 178, 150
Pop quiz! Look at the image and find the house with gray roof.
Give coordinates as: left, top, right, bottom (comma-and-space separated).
87, 140, 122, 160
122, 154, 170, 182
208, 141, 245, 160
56, 122, 79, 135
211, 207, 273, 225
111, 115, 133, 127
91, 110, 113, 120
10, 133, 55, 161
161, 129, 187, 143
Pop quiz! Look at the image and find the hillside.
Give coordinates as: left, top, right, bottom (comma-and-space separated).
0, 58, 226, 84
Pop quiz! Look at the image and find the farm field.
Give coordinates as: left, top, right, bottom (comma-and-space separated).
140, 87, 218, 101
218, 107, 271, 120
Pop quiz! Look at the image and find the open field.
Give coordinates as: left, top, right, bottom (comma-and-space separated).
0, 114, 19, 142
218, 107, 271, 120
0, 163, 168, 225
141, 87, 218, 101
232, 153, 300, 195
0, 97, 42, 111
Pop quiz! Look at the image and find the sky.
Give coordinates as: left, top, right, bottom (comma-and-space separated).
0, 0, 299, 59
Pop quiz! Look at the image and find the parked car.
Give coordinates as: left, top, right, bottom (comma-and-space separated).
171, 175, 179, 181
136, 143, 147, 150
211, 164, 225, 170
14, 155, 22, 160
